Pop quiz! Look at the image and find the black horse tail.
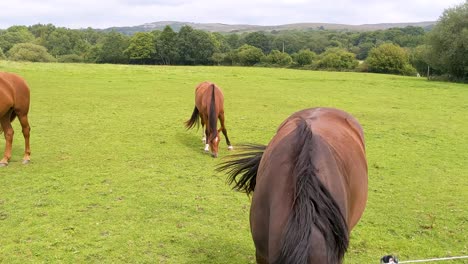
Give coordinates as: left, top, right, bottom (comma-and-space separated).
10, 110, 17, 123
216, 144, 266, 195
208, 84, 218, 140
185, 106, 199, 129
0, 109, 17, 134
272, 118, 349, 264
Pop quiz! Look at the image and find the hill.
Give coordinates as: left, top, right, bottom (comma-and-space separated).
101, 21, 436, 34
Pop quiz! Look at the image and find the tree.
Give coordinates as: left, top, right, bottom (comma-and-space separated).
0, 47, 5, 60
243, 32, 272, 53
293, 49, 317, 66
409, 45, 431, 76
96, 31, 129, 64
426, 1, 468, 80
355, 42, 375, 60
211, 52, 225, 65
0, 26, 35, 52
46, 28, 73, 56
155, 26, 179, 65
7, 43, 55, 62
29, 23, 56, 47
176, 26, 217, 65
366, 43, 416, 75
226, 34, 241, 50
124, 32, 155, 64
235, 44, 264, 66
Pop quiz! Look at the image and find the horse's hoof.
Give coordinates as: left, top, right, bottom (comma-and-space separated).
22, 160, 30, 165
228, 146, 234, 150
0, 163, 8, 167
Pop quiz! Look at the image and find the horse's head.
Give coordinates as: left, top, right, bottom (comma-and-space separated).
209, 134, 220, 158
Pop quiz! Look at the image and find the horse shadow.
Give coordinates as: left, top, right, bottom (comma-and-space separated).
186, 235, 254, 264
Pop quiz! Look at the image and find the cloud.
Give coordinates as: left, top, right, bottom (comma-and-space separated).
0, 0, 464, 29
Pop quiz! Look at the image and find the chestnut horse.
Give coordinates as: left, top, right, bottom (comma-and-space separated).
0, 72, 31, 166
218, 107, 368, 263
185, 81, 232, 158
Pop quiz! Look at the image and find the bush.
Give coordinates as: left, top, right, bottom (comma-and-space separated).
356, 61, 369, 72
366, 43, 413, 75
235, 44, 264, 66
263, 50, 293, 66
401, 63, 418, 76
58, 54, 84, 63
317, 48, 358, 71
7, 43, 55, 62
293, 49, 317, 66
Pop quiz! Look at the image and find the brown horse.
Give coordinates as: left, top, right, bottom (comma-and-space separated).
0, 72, 31, 166
218, 107, 368, 263
185, 81, 232, 158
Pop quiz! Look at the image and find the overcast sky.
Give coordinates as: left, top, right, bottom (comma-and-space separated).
0, 0, 464, 29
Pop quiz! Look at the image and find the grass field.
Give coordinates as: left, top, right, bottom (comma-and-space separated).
0, 61, 466, 263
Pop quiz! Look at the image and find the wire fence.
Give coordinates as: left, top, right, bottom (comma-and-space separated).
398, 256, 468, 263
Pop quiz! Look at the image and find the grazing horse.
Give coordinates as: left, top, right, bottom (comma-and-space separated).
0, 72, 31, 166
185, 81, 233, 158
218, 107, 368, 264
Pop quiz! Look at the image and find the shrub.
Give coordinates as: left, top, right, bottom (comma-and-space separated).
235, 44, 264, 66
366, 43, 412, 75
58, 54, 84, 63
293, 49, 317, 66
263, 50, 293, 66
7, 43, 55, 62
317, 48, 358, 71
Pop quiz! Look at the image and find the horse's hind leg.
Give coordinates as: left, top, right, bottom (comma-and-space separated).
219, 112, 233, 150
0, 113, 14, 166
16, 113, 31, 164
200, 115, 209, 151
200, 116, 206, 144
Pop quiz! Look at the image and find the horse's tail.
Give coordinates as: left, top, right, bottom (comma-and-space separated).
217, 144, 266, 195
272, 118, 349, 264
0, 110, 17, 134
208, 84, 217, 140
10, 111, 17, 123
185, 106, 199, 130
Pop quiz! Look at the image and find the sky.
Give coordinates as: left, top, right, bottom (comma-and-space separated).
0, 0, 464, 29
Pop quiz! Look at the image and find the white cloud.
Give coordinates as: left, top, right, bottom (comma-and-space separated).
0, 0, 464, 29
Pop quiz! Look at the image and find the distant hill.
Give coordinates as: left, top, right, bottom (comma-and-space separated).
101, 21, 436, 35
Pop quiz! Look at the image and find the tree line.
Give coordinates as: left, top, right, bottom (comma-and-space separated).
0, 1, 466, 81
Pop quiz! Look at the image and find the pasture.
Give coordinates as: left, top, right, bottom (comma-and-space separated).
0, 61, 466, 263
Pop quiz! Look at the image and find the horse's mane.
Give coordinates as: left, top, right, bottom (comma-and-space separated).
217, 144, 266, 195
208, 84, 218, 140
273, 118, 349, 264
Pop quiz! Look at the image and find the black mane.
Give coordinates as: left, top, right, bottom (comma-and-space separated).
273, 118, 349, 264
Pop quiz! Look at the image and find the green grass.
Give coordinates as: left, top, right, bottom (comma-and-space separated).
0, 61, 466, 263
